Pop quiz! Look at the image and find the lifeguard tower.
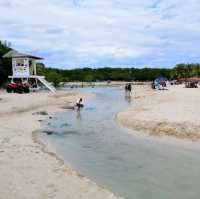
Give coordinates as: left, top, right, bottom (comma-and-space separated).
3, 50, 56, 92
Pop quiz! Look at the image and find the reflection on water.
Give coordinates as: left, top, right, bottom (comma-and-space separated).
76, 110, 82, 120
125, 94, 132, 103
41, 87, 200, 199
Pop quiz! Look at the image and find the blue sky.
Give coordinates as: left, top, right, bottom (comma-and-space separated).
0, 0, 200, 68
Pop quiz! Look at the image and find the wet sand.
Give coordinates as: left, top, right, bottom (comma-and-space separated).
0, 90, 121, 199
117, 84, 200, 142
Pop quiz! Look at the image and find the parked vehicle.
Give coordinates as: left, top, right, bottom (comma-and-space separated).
6, 82, 30, 93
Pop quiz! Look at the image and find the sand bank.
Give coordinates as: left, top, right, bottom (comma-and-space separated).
0, 90, 121, 199
117, 85, 200, 142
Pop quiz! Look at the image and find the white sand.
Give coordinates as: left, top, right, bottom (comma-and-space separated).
0, 90, 121, 199
117, 84, 200, 141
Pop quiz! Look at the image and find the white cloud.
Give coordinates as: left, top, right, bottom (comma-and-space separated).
0, 0, 200, 68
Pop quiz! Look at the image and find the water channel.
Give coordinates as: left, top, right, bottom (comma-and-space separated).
41, 86, 200, 199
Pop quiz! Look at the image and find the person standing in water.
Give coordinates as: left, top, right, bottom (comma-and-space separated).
125, 83, 132, 97
127, 83, 132, 96
125, 84, 128, 96
76, 98, 84, 111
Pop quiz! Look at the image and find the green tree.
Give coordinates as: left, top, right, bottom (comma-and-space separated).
46, 71, 63, 87
0, 41, 12, 87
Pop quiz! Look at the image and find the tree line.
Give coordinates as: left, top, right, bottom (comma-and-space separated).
170, 63, 200, 79
0, 41, 12, 86
1, 41, 200, 87
37, 64, 171, 86
39, 63, 200, 87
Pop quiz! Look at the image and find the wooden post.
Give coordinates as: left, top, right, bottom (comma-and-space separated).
33, 60, 37, 75
33, 60, 38, 88
12, 58, 16, 77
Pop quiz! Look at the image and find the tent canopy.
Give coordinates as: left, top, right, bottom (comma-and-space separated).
154, 76, 168, 83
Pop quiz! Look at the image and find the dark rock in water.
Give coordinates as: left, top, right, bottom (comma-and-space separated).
49, 116, 52, 119
38, 120, 43, 122
42, 130, 54, 135
33, 111, 48, 116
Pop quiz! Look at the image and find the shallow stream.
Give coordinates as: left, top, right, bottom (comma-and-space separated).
41, 87, 200, 199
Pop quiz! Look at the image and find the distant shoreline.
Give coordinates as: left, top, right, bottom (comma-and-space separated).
60, 81, 151, 88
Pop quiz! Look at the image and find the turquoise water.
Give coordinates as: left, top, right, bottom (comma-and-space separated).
41, 87, 200, 199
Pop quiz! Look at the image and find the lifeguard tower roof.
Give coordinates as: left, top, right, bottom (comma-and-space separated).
3, 50, 43, 60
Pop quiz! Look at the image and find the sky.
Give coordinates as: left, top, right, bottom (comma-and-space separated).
0, 0, 200, 68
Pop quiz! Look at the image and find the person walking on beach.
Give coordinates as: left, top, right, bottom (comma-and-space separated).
125, 83, 132, 101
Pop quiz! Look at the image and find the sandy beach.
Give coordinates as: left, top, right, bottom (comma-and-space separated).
1, 84, 200, 198
0, 90, 121, 199
117, 84, 200, 142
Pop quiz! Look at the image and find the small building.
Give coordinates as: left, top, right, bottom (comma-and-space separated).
185, 77, 200, 82
154, 76, 168, 84
176, 77, 200, 84
3, 50, 56, 92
